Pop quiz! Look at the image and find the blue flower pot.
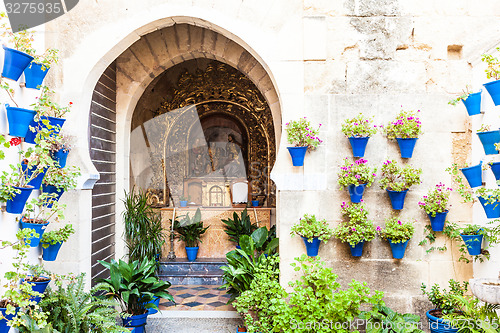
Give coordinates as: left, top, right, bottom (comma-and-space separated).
301, 236, 321, 256
489, 162, 500, 181
287, 146, 308, 166
460, 233, 483, 256
386, 189, 408, 210
428, 211, 449, 232
185, 246, 199, 262
21, 162, 47, 190
478, 196, 500, 219
460, 162, 482, 188
388, 239, 409, 259
462, 92, 481, 116
179, 200, 188, 207
42, 241, 63, 261
348, 137, 369, 157
41, 184, 64, 208
251, 200, 259, 207
477, 130, 500, 155
2, 45, 34, 81
24, 116, 66, 144
396, 138, 418, 158
6, 186, 34, 214
426, 310, 458, 333
349, 241, 365, 257
20, 220, 49, 247
122, 312, 148, 330
0, 307, 18, 333
51, 149, 69, 168
347, 183, 366, 203
484, 80, 500, 106
5, 105, 37, 138
146, 296, 160, 315
24, 276, 51, 303
24, 62, 49, 89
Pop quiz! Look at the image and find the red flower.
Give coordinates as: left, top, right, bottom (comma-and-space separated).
69, 102, 73, 105
9, 137, 21, 146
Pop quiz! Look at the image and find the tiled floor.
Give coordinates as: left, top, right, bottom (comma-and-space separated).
160, 285, 235, 311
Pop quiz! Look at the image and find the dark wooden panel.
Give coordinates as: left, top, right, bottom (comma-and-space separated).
92, 182, 116, 194
92, 215, 116, 231
92, 225, 115, 243
98, 74, 117, 92
90, 128, 116, 142
91, 161, 116, 173
90, 114, 116, 132
95, 82, 116, 102
91, 103, 116, 120
92, 194, 116, 206
90, 149, 116, 163
90, 137, 115, 151
91, 245, 115, 266
91, 92, 116, 111
91, 203, 115, 218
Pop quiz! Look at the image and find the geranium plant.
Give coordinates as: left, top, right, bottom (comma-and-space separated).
32, 86, 72, 119
477, 124, 491, 133
418, 183, 452, 217
47, 133, 73, 154
290, 214, 334, 243
448, 85, 474, 106
421, 279, 468, 316
379, 160, 422, 191
341, 113, 379, 138
285, 117, 322, 150
23, 193, 66, 224
385, 108, 422, 139
337, 158, 377, 190
41, 224, 75, 248
333, 202, 376, 246
482, 47, 500, 81
42, 166, 80, 191
377, 217, 415, 243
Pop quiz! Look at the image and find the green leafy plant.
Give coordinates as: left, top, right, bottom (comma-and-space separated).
96, 258, 174, 315
341, 113, 379, 137
221, 208, 258, 245
285, 117, 322, 149
179, 195, 190, 201
41, 166, 80, 191
360, 304, 424, 333
377, 217, 415, 243
32, 86, 72, 119
448, 85, 474, 106
47, 133, 73, 154
0, 135, 11, 161
385, 109, 422, 139
123, 190, 165, 263
482, 47, 500, 81
173, 208, 209, 247
478, 124, 491, 133
40, 224, 75, 248
443, 295, 500, 333
290, 213, 334, 243
337, 158, 377, 190
421, 279, 469, 316
446, 164, 474, 203
334, 202, 376, 246
23, 192, 66, 223
0, 12, 35, 54
418, 183, 452, 217
379, 160, 422, 192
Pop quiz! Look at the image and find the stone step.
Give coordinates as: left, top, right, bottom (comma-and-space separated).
146, 312, 242, 333
158, 258, 227, 285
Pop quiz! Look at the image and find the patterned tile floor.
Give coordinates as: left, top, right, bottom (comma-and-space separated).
159, 285, 235, 311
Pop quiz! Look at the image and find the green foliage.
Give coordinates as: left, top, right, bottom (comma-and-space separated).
25, 273, 128, 333
32, 86, 72, 119
477, 124, 491, 133
446, 164, 474, 203
285, 117, 322, 149
421, 280, 469, 315
341, 113, 379, 138
379, 160, 422, 191
448, 86, 474, 106
24, 192, 66, 223
96, 258, 174, 315
418, 183, 452, 216
482, 48, 500, 81
42, 166, 80, 191
0, 12, 35, 54
337, 158, 377, 189
221, 208, 258, 244
377, 217, 415, 243
0, 134, 10, 161
334, 202, 376, 246
443, 296, 500, 333
385, 109, 422, 139
290, 213, 334, 243
173, 208, 209, 247
40, 224, 75, 248
123, 190, 165, 263
47, 133, 73, 154
360, 304, 424, 333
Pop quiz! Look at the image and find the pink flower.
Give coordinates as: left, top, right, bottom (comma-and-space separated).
398, 220, 402, 225
376, 226, 382, 231
351, 227, 356, 232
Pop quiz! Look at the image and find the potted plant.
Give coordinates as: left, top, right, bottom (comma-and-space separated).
96, 258, 174, 332
179, 195, 189, 207
476, 124, 500, 155
333, 202, 376, 257
41, 166, 80, 208
123, 190, 165, 264
251, 197, 260, 207
459, 224, 485, 256
458, 161, 483, 188
23, 48, 59, 90
481, 47, 500, 106
222, 208, 258, 247
25, 86, 72, 144
173, 208, 209, 261
40, 224, 75, 261
418, 183, 452, 231
341, 113, 379, 157
22, 265, 51, 304
337, 158, 377, 203
448, 85, 482, 116
421, 280, 469, 333
290, 214, 333, 256
21, 193, 65, 247
285, 117, 322, 166
47, 133, 73, 168
379, 160, 422, 210
476, 188, 500, 219
376, 217, 415, 259
385, 108, 422, 158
